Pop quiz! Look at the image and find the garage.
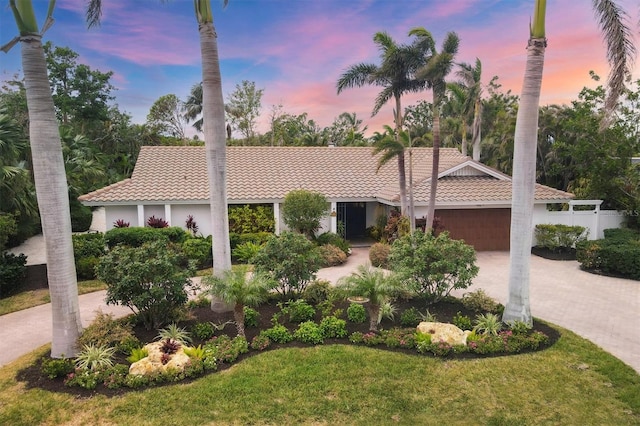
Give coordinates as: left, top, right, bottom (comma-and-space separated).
435, 208, 511, 251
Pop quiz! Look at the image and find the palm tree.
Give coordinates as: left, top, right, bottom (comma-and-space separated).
337, 32, 423, 215
502, 0, 635, 325
3, 0, 82, 358
456, 59, 483, 161
205, 266, 274, 337
183, 82, 203, 133
410, 28, 460, 231
337, 264, 401, 332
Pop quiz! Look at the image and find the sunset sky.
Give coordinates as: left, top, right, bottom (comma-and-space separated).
1, 0, 638, 137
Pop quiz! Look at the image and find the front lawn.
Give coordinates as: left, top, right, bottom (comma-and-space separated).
1, 327, 638, 425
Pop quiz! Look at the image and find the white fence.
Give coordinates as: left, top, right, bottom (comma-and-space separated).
532, 200, 626, 241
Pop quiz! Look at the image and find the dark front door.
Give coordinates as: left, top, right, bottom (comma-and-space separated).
337, 202, 367, 239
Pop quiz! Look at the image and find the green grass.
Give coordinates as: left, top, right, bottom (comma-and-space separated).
0, 327, 638, 425
0, 280, 107, 316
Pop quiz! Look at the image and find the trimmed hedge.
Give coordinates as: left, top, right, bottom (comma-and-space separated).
534, 224, 587, 251
0, 252, 27, 298
104, 226, 187, 249
577, 228, 640, 280
315, 232, 350, 256
72, 233, 107, 280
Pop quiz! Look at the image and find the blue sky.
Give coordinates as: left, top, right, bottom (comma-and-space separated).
1, 0, 638, 136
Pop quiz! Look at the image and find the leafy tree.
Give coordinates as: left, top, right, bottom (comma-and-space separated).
146, 93, 188, 141
225, 80, 263, 142
389, 230, 478, 304
4, 0, 83, 357
337, 31, 423, 215
281, 189, 329, 238
183, 82, 204, 133
503, 0, 635, 326
337, 264, 402, 331
253, 231, 322, 299
326, 112, 368, 146
96, 240, 196, 330
43, 42, 114, 131
204, 266, 274, 337
410, 27, 460, 231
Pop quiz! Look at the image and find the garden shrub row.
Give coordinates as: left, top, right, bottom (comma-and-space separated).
576, 227, 640, 280
534, 224, 588, 251
104, 226, 187, 249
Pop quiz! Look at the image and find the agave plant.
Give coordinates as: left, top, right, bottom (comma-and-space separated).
156, 324, 192, 345
473, 313, 503, 336
75, 344, 116, 371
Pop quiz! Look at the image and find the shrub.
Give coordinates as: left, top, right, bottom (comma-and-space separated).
192, 322, 215, 341
473, 313, 503, 336
70, 200, 93, 232
185, 215, 199, 236
303, 279, 333, 304
369, 243, 390, 268
281, 189, 329, 238
603, 227, 639, 242
182, 236, 212, 269
250, 333, 272, 351
113, 219, 130, 228
75, 256, 99, 280
576, 228, 640, 279
452, 312, 472, 331
0, 252, 27, 298
204, 335, 248, 364
75, 344, 116, 371
105, 226, 188, 248
77, 311, 139, 354
156, 324, 192, 345
319, 316, 348, 338
294, 321, 324, 344
347, 303, 366, 324
0, 213, 18, 251
400, 307, 421, 327
318, 244, 347, 267
253, 231, 322, 299
228, 204, 275, 234
41, 357, 75, 379
534, 224, 588, 251
262, 324, 293, 344
237, 232, 273, 246
389, 230, 478, 303
379, 328, 416, 349
315, 232, 350, 256
96, 240, 195, 330
147, 215, 169, 228
243, 306, 260, 327
232, 241, 263, 264
462, 289, 500, 313
280, 299, 316, 323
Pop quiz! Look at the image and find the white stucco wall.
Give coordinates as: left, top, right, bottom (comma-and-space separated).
104, 205, 138, 230
171, 204, 211, 236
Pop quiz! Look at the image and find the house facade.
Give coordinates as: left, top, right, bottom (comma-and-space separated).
79, 146, 574, 250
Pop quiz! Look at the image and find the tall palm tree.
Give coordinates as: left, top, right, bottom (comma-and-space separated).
337, 264, 401, 332
337, 32, 423, 216
3, 0, 82, 358
410, 28, 460, 231
205, 266, 274, 337
457, 59, 483, 161
86, 0, 233, 312
183, 82, 204, 133
502, 0, 635, 325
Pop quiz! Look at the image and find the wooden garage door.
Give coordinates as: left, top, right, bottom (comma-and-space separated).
435, 208, 511, 251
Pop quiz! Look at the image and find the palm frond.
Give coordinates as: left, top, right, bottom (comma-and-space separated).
372, 86, 394, 117
337, 63, 378, 93
85, 0, 102, 28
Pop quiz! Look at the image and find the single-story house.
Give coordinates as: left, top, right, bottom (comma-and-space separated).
79, 146, 573, 250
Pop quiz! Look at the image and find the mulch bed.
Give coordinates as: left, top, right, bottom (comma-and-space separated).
16, 297, 560, 398
531, 246, 577, 261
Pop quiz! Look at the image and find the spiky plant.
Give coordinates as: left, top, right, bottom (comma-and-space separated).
75, 344, 116, 371
473, 313, 503, 336
156, 323, 192, 345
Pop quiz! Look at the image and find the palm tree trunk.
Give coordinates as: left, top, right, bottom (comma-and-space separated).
21, 34, 82, 357
425, 108, 440, 230
367, 303, 380, 332
471, 99, 482, 161
502, 37, 546, 326
198, 18, 232, 283
461, 126, 468, 157
233, 303, 246, 337
394, 94, 408, 216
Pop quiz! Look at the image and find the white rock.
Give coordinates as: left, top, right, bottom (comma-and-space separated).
416, 322, 471, 346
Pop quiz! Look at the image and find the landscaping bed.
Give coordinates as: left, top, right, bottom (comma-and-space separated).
531, 246, 577, 261
17, 295, 559, 398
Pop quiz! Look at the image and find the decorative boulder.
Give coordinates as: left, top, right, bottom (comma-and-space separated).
129, 340, 191, 376
416, 322, 472, 346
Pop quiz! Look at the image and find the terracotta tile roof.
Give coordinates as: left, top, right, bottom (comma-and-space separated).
78, 146, 573, 205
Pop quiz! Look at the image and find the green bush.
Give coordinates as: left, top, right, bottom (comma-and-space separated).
104, 226, 187, 249
400, 307, 421, 327
0, 214, 18, 251
96, 240, 195, 330
315, 232, 350, 256
181, 236, 212, 269
0, 252, 27, 298
77, 311, 140, 354
319, 316, 347, 338
462, 289, 500, 313
282, 189, 329, 238
347, 303, 366, 324
293, 321, 324, 345
41, 357, 75, 379
280, 299, 316, 323
253, 231, 322, 299
603, 227, 640, 242
389, 230, 478, 303
250, 333, 272, 351
534, 224, 588, 251
228, 204, 275, 234
303, 280, 333, 304
73, 233, 106, 259
577, 228, 640, 279
70, 199, 93, 233
191, 322, 215, 341
452, 312, 473, 331
238, 232, 273, 246
318, 244, 347, 267
76, 256, 100, 280
232, 241, 263, 264
262, 324, 293, 343
243, 306, 260, 327
368, 243, 390, 268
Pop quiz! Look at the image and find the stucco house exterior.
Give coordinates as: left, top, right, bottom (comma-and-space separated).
79, 146, 574, 250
